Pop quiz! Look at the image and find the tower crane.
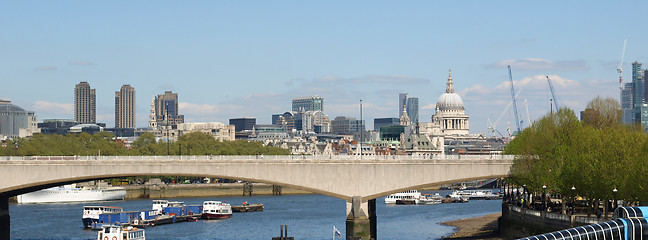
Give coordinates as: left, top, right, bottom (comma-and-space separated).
524, 97, 531, 127
488, 88, 524, 137
508, 65, 521, 133
546, 75, 560, 112
618, 39, 627, 89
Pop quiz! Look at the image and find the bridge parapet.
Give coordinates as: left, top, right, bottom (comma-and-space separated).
0, 154, 515, 162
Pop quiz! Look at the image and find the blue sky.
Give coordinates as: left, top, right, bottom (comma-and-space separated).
0, 1, 642, 135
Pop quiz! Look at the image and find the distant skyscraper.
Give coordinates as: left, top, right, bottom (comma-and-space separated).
398, 93, 418, 125
154, 91, 184, 127
114, 84, 135, 128
292, 96, 324, 112
621, 82, 634, 124
74, 82, 96, 124
633, 62, 646, 123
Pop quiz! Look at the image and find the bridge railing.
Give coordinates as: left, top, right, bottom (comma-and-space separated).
0, 154, 515, 162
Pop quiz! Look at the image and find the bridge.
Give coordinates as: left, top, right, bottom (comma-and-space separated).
0, 154, 514, 240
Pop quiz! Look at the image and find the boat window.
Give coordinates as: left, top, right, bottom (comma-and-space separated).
124, 233, 128, 239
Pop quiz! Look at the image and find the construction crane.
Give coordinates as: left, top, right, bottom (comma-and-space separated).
488, 87, 524, 137
524, 97, 531, 127
618, 39, 627, 89
508, 65, 521, 133
546, 75, 560, 112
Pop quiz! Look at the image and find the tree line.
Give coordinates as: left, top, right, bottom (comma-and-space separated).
505, 96, 648, 211
0, 131, 290, 156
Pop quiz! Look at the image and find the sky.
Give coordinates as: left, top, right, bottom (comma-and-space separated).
1, 1, 644, 135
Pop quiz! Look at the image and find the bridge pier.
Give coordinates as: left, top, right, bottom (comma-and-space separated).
0, 195, 9, 240
346, 196, 376, 240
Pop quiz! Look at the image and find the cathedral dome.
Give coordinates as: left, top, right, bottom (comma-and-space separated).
436, 92, 464, 110
435, 70, 464, 110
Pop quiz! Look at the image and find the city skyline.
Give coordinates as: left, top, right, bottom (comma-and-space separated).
1, 1, 641, 133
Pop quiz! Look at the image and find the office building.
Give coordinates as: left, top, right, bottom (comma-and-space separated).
229, 118, 256, 132
0, 99, 39, 138
153, 91, 184, 128
331, 116, 365, 135
632, 62, 645, 122
374, 118, 400, 131
398, 93, 418, 125
115, 84, 135, 128
621, 82, 634, 124
294, 111, 330, 133
38, 119, 77, 135
176, 122, 236, 141
74, 81, 96, 124
292, 96, 324, 112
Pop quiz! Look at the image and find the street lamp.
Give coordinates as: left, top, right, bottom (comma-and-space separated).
571, 186, 576, 214
613, 187, 618, 211
542, 185, 547, 211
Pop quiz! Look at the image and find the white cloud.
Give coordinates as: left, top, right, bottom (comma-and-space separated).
33, 101, 73, 114
486, 58, 590, 71
494, 74, 581, 91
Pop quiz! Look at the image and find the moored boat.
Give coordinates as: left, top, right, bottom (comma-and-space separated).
151, 200, 169, 215
202, 201, 232, 219
97, 225, 145, 240
231, 202, 264, 212
17, 184, 126, 204
447, 189, 501, 200
82, 206, 123, 228
384, 190, 422, 204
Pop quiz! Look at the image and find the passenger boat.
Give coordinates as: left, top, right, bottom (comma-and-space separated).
447, 189, 501, 200
395, 193, 443, 205
82, 206, 123, 228
202, 201, 232, 219
97, 225, 145, 240
17, 184, 126, 204
384, 190, 422, 204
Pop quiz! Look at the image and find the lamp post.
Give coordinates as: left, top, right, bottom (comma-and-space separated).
359, 99, 363, 160
542, 185, 547, 211
571, 186, 576, 214
613, 187, 618, 211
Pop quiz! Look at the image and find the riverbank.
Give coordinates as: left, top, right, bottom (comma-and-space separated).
442, 212, 503, 240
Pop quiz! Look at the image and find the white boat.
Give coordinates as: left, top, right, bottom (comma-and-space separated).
419, 193, 443, 205
384, 190, 422, 204
97, 225, 145, 240
447, 189, 501, 200
82, 206, 123, 228
151, 200, 169, 215
202, 201, 232, 219
17, 184, 126, 204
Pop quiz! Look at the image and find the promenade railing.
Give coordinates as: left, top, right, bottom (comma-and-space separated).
507, 203, 607, 226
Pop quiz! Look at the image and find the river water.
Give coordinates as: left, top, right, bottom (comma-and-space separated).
10, 190, 501, 240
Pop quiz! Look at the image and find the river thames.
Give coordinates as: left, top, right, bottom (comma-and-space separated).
10, 191, 501, 240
